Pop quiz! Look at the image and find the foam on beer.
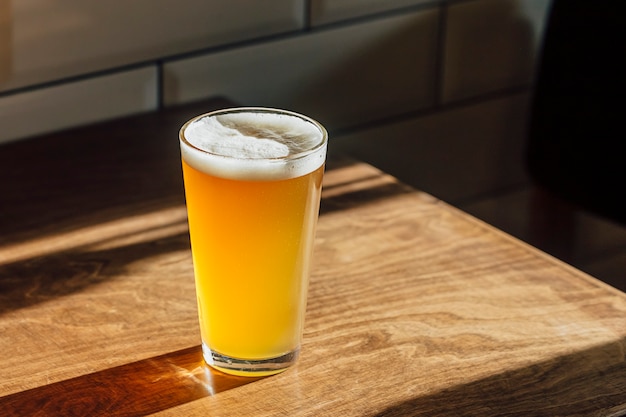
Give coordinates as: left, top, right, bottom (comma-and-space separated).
180, 109, 327, 181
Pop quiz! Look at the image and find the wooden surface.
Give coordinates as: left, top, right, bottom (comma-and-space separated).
1, 99, 625, 416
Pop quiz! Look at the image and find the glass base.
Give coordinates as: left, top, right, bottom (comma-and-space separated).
202, 343, 299, 377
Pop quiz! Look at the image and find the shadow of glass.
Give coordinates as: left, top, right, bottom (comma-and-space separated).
0, 345, 266, 417
370, 337, 626, 417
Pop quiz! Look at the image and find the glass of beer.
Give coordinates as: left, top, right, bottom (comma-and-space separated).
179, 107, 328, 376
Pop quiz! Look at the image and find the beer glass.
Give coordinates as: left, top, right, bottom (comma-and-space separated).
179, 108, 328, 376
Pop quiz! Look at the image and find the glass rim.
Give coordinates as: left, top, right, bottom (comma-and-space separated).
179, 106, 328, 163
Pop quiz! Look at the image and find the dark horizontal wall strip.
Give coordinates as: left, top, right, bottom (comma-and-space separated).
0, 61, 157, 99
308, 0, 442, 30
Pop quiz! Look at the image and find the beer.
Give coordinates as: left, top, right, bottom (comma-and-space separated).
179, 108, 327, 376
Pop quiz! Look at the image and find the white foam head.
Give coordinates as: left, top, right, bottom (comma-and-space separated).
180, 108, 328, 181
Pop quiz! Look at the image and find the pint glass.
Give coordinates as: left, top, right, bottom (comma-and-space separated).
179, 108, 328, 376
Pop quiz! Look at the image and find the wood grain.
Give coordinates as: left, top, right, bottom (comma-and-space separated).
1, 99, 625, 416
0, 346, 262, 417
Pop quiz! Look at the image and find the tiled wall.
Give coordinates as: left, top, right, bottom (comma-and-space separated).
0, 0, 552, 203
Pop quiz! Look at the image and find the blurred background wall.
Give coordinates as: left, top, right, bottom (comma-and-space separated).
0, 0, 550, 201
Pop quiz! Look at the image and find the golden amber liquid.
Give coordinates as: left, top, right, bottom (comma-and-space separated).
182, 160, 323, 363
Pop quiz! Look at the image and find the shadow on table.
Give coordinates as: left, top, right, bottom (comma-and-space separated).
320, 157, 416, 216
0, 345, 266, 416
0, 112, 191, 314
1, 338, 624, 416
0, 100, 197, 246
370, 337, 626, 417
0, 227, 191, 315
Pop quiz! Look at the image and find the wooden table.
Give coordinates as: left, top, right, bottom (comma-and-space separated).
1, 99, 625, 416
